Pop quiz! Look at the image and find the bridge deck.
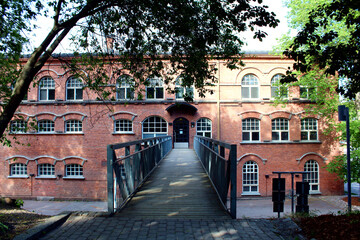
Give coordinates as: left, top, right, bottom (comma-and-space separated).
116, 149, 230, 219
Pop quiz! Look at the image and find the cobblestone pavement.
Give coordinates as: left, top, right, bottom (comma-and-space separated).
40, 213, 300, 240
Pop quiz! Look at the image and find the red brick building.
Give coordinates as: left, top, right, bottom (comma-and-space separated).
0, 53, 343, 200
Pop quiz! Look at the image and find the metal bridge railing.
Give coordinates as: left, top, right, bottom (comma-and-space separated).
194, 136, 237, 219
107, 136, 172, 213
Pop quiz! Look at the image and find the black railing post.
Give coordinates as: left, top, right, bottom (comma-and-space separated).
107, 145, 115, 213
230, 144, 237, 219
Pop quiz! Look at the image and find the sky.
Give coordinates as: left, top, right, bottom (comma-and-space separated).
28, 0, 290, 54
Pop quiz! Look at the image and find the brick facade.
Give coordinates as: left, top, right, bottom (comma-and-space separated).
0, 54, 344, 200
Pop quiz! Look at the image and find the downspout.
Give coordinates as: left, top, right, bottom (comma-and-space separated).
217, 60, 221, 140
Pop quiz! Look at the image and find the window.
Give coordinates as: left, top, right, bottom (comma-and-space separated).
39, 77, 55, 101
38, 164, 55, 177
242, 118, 260, 142
175, 77, 194, 99
301, 118, 318, 141
142, 116, 167, 138
146, 77, 164, 99
272, 118, 289, 141
65, 164, 83, 177
241, 74, 259, 99
10, 163, 27, 177
114, 119, 133, 133
66, 77, 83, 100
65, 120, 83, 133
196, 118, 212, 138
117, 75, 134, 100
300, 86, 315, 99
242, 161, 259, 193
271, 74, 288, 98
10, 120, 27, 133
37, 120, 55, 133
304, 160, 320, 192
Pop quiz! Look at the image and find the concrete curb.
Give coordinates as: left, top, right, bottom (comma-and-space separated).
13, 212, 71, 240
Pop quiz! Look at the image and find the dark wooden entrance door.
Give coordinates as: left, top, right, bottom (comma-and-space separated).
173, 118, 189, 144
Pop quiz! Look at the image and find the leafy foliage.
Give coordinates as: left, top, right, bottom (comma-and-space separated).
281, 0, 360, 99
0, 0, 280, 144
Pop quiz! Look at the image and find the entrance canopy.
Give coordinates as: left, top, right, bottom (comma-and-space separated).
165, 102, 198, 115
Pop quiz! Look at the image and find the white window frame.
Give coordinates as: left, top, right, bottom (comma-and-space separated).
37, 120, 55, 133
175, 77, 194, 100
66, 77, 83, 101
65, 120, 83, 133
142, 116, 168, 138
196, 118, 212, 138
146, 77, 164, 100
9, 163, 28, 177
241, 74, 259, 100
271, 74, 288, 98
39, 77, 55, 101
114, 119, 133, 133
242, 161, 259, 194
37, 163, 55, 178
10, 120, 27, 133
116, 75, 134, 100
272, 118, 289, 141
65, 164, 84, 178
301, 118, 318, 141
304, 160, 320, 193
242, 118, 260, 142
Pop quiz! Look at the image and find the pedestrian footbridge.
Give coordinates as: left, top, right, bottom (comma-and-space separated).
107, 136, 237, 219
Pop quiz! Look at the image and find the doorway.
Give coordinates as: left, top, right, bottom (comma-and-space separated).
173, 117, 189, 148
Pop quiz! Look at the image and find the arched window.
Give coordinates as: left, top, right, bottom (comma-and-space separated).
272, 118, 289, 141
65, 120, 83, 133
114, 119, 133, 133
242, 161, 259, 193
175, 77, 194, 99
10, 120, 27, 133
39, 77, 55, 101
196, 118, 212, 138
142, 116, 167, 138
146, 77, 164, 99
241, 74, 259, 99
38, 163, 55, 177
271, 74, 287, 98
304, 160, 320, 192
242, 118, 260, 142
117, 75, 134, 100
65, 164, 83, 177
37, 120, 55, 133
66, 77, 83, 100
301, 118, 318, 141
10, 163, 27, 177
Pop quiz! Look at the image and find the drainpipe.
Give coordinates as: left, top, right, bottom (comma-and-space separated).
217, 60, 221, 140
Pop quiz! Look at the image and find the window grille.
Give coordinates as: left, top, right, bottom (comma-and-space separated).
66, 77, 83, 100
39, 77, 55, 101
242, 118, 260, 141
37, 120, 55, 133
65, 120, 83, 133
304, 160, 319, 192
196, 118, 212, 138
10, 120, 27, 133
142, 116, 167, 138
114, 119, 133, 133
10, 163, 27, 176
38, 164, 55, 176
242, 161, 259, 193
272, 118, 289, 141
66, 164, 83, 177
301, 118, 318, 141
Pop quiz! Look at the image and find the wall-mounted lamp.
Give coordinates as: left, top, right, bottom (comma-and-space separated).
168, 123, 173, 126
30, 174, 35, 177
57, 174, 63, 178
265, 175, 269, 178
191, 122, 195, 128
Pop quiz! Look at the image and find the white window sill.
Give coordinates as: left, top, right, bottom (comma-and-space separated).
8, 175, 29, 179
35, 176, 56, 179
112, 132, 135, 135
241, 192, 261, 196
309, 191, 321, 195
63, 176, 85, 180
64, 132, 84, 134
